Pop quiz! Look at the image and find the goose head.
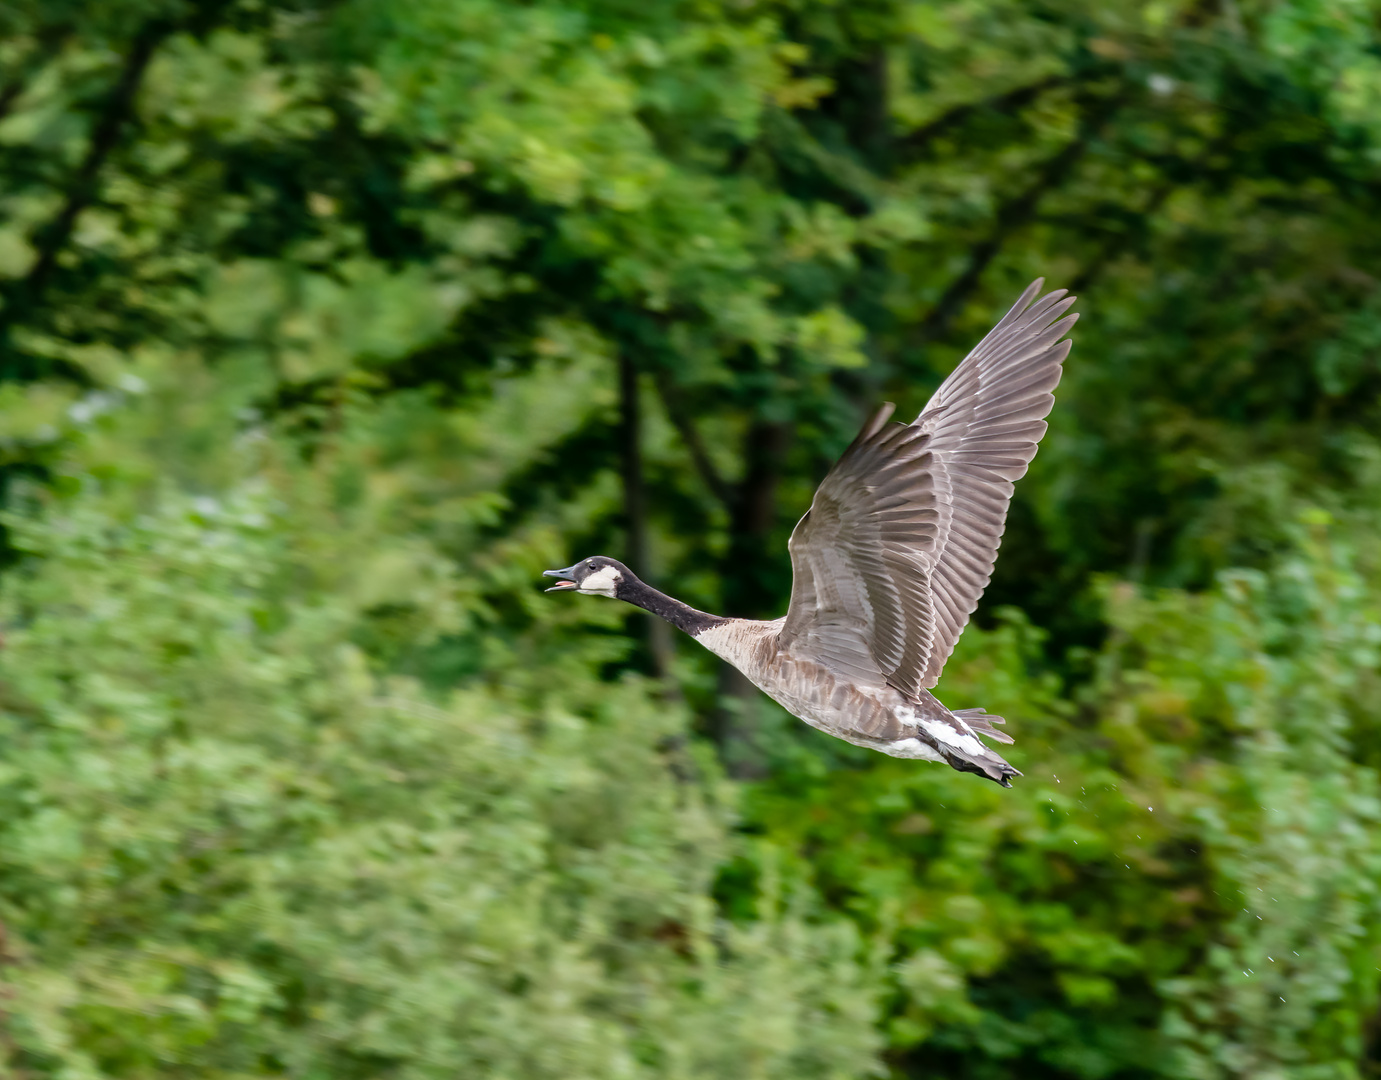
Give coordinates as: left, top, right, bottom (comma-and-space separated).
543, 556, 630, 598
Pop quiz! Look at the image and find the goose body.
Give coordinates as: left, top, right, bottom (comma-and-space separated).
546, 281, 1076, 786
694, 619, 1003, 772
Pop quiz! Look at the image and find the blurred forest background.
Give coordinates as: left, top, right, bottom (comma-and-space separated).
1, 0, 1381, 1077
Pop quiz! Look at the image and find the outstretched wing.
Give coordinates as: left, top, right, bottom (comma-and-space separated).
778, 279, 1076, 698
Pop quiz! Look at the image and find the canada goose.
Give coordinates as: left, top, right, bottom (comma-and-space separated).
545, 280, 1076, 785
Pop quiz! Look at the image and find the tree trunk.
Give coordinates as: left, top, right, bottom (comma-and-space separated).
722, 419, 790, 616
712, 417, 790, 778
619, 353, 675, 677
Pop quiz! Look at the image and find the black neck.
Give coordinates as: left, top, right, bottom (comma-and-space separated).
618, 577, 727, 637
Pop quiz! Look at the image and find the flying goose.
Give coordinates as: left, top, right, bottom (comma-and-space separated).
545, 280, 1076, 785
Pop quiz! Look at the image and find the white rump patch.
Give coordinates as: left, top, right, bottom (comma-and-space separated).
579, 565, 622, 597
920, 719, 985, 757
884, 737, 945, 763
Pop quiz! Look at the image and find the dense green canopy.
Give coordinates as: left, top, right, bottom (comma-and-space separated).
1, 0, 1380, 1077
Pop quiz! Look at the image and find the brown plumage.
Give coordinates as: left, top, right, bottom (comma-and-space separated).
545, 280, 1076, 785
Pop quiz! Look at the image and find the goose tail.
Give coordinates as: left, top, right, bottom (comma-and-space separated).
942, 707, 1022, 787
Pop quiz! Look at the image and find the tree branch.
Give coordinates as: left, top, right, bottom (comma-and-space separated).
911, 92, 1123, 346
1068, 181, 1176, 295
898, 75, 1070, 158
8, 21, 166, 318
0, 25, 70, 126
0, 76, 27, 125
1069, 138, 1228, 294
651, 369, 735, 511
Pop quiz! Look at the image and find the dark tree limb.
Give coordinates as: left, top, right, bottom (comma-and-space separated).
651, 369, 735, 511
0, 76, 27, 125
0, 25, 70, 125
1069, 136, 1228, 294
1068, 180, 1177, 295
912, 92, 1123, 347
860, 45, 891, 164
725, 419, 791, 606
8, 21, 167, 319
898, 74, 1071, 158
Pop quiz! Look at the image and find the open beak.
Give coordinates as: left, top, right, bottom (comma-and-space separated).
543, 565, 579, 592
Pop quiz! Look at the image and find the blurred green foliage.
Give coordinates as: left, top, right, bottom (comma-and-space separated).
0, 402, 881, 1078
0, 0, 1380, 1077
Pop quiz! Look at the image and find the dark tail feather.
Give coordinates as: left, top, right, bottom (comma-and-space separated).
945, 749, 1022, 787
943, 707, 1021, 787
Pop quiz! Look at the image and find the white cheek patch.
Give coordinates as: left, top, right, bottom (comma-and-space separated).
579, 566, 622, 597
